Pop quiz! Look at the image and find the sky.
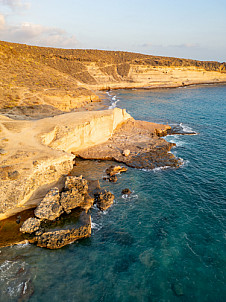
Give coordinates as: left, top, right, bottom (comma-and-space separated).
0, 0, 226, 62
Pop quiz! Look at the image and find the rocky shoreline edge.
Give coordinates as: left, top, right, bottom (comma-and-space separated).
0, 106, 186, 249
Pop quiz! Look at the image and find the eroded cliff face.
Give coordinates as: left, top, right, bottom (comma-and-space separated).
1, 41, 226, 118
0, 108, 131, 219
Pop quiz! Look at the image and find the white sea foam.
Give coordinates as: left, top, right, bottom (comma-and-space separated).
167, 135, 186, 147
23, 280, 28, 295
179, 158, 190, 167
179, 123, 198, 135
108, 99, 120, 109
107, 93, 120, 109
0, 260, 13, 273
153, 166, 171, 172
122, 192, 138, 200
91, 221, 102, 231
14, 241, 30, 249
141, 166, 171, 172
108, 98, 120, 109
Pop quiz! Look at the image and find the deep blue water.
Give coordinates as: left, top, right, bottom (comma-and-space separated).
0, 85, 226, 302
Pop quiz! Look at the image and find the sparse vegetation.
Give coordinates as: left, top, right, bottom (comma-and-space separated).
0, 40, 225, 116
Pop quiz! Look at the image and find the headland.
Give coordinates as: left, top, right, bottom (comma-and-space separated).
0, 41, 226, 248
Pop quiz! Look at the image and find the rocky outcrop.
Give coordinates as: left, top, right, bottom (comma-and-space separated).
64, 175, 88, 191
104, 165, 128, 182
105, 165, 128, 176
121, 188, 132, 195
33, 211, 91, 249
76, 119, 180, 170
155, 126, 171, 137
0, 108, 130, 220
17, 175, 115, 249
94, 190, 115, 211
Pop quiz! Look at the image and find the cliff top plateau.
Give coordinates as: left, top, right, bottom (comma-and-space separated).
1, 40, 226, 119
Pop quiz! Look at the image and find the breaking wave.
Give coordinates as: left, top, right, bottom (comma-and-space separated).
108, 94, 120, 109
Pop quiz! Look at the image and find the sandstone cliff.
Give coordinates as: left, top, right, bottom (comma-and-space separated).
1, 41, 225, 220
1, 41, 226, 118
0, 108, 131, 219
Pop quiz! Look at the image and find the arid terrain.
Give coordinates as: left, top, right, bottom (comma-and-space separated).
1, 40, 226, 119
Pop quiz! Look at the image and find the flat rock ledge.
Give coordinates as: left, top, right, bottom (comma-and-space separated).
19, 175, 114, 249
75, 119, 180, 170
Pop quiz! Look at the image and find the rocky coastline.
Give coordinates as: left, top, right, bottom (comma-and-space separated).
0, 105, 180, 249
1, 40, 220, 249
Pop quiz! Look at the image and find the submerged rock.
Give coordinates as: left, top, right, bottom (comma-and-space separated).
121, 188, 132, 195
139, 249, 156, 268
94, 189, 114, 211
34, 187, 63, 221
20, 217, 41, 234
171, 283, 184, 296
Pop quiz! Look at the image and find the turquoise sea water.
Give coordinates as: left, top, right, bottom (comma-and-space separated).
0, 85, 226, 302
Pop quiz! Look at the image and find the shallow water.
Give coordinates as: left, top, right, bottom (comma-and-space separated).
1, 85, 226, 301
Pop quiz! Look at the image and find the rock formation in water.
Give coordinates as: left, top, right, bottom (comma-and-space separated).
17, 175, 115, 249
0, 108, 130, 220
104, 165, 128, 182
76, 119, 178, 169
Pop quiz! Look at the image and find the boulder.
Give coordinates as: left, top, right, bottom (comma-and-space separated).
122, 149, 130, 157
109, 175, 118, 182
34, 187, 63, 221
20, 217, 41, 234
105, 165, 127, 176
121, 188, 132, 195
94, 189, 114, 211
